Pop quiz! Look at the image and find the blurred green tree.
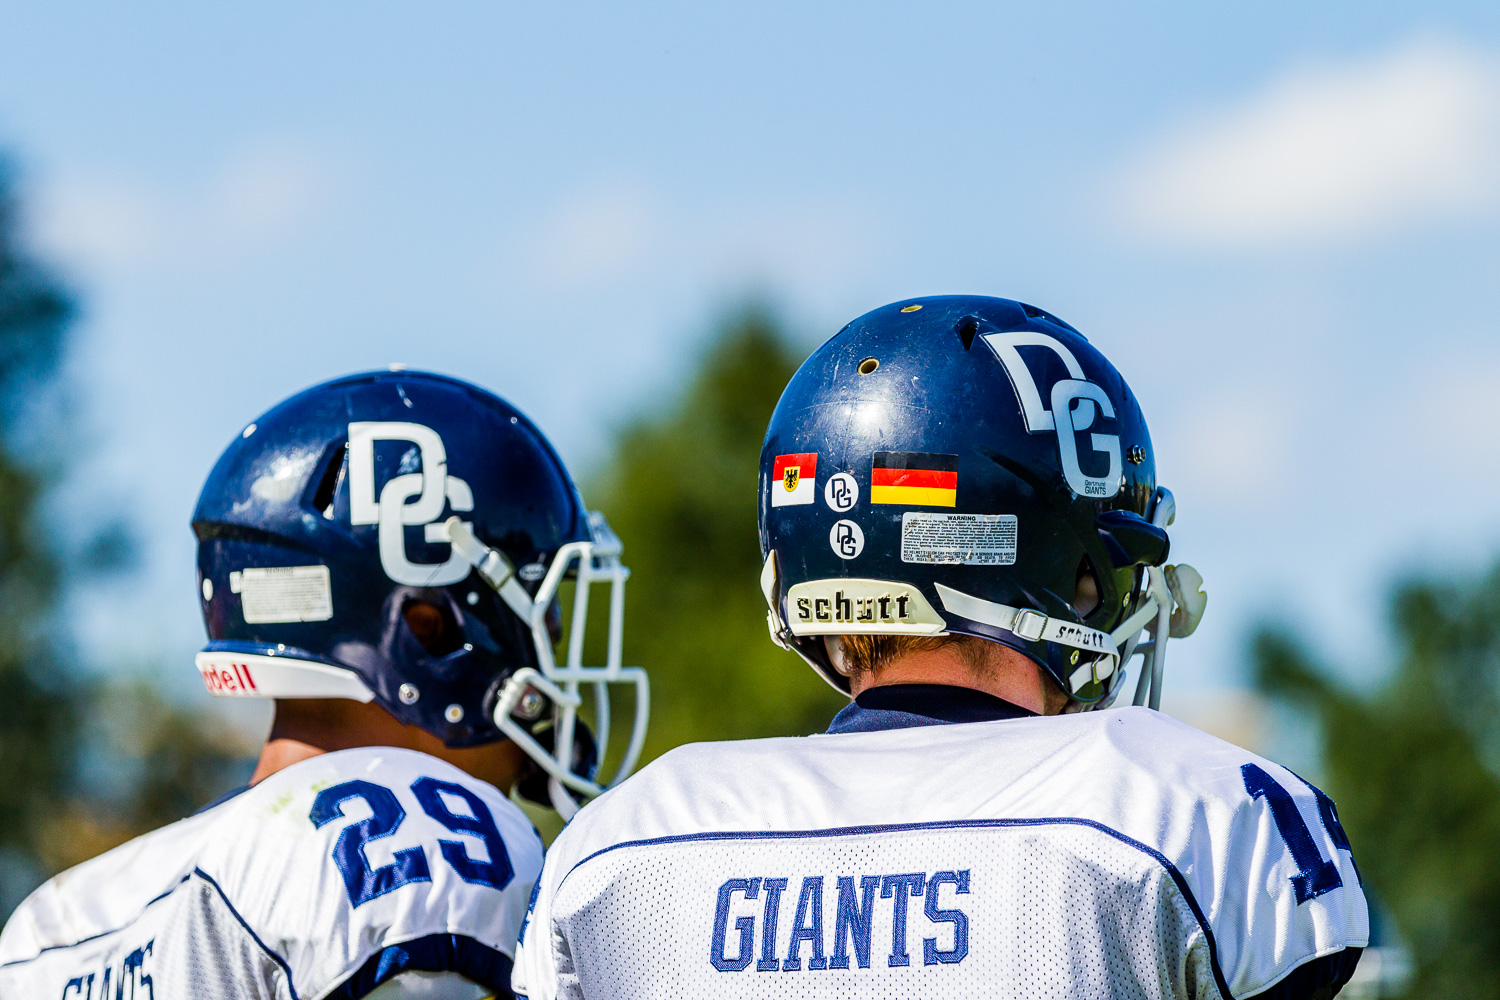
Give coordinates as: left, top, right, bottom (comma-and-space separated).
0, 159, 253, 923
1254, 561, 1500, 1000
587, 304, 845, 763
0, 158, 83, 907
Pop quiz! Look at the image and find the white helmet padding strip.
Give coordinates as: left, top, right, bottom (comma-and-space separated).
197, 651, 375, 702
933, 583, 1123, 694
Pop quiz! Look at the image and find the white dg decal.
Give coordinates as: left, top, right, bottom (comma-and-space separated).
348, 421, 475, 585
981, 331, 1122, 499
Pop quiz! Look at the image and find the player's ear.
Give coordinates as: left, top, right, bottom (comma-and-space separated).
824, 636, 856, 676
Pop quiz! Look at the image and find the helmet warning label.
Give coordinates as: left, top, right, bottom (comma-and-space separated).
900, 513, 1018, 566
231, 564, 335, 623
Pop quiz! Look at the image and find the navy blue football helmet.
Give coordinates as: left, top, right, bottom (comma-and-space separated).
193, 370, 648, 814
758, 296, 1205, 709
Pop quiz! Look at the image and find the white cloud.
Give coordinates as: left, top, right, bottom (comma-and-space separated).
1401, 352, 1500, 472
212, 147, 326, 239
1165, 390, 1293, 508
31, 176, 159, 265
1116, 39, 1500, 247
529, 186, 658, 284
32, 144, 332, 272
514, 183, 885, 310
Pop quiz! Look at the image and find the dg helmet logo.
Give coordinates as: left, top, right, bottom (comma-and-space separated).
347, 421, 475, 585
981, 331, 1123, 499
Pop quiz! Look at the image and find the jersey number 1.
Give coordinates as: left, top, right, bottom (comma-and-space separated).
1241, 764, 1353, 904
310, 777, 515, 907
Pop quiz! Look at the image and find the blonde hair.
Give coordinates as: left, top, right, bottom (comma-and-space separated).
826, 633, 993, 678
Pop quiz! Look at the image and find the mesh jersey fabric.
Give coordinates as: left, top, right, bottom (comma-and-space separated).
0, 746, 543, 1000
512, 706, 1367, 1000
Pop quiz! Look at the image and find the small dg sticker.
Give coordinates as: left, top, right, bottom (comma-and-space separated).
829, 519, 865, 559
824, 472, 859, 512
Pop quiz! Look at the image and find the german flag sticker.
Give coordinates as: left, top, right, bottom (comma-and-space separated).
871, 451, 958, 507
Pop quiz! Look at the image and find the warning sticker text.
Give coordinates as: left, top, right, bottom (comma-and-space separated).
900, 512, 1018, 565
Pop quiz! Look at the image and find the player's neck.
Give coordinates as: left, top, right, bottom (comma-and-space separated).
849, 644, 1067, 715
250, 698, 531, 793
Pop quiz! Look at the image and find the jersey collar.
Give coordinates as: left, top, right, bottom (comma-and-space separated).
825, 683, 1037, 734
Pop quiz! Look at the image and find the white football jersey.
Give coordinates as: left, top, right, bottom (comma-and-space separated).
513, 695, 1367, 1000
0, 746, 544, 999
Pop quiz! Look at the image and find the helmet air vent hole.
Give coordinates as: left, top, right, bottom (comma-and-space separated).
402, 599, 464, 657
1073, 556, 1102, 618
310, 440, 348, 519
955, 315, 981, 351
857, 357, 880, 376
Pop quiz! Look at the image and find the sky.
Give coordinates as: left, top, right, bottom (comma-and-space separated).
1, 1, 1499, 711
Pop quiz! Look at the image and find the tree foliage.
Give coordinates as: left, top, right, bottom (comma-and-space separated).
587, 305, 845, 764
0, 159, 252, 923
1254, 561, 1500, 999
0, 160, 84, 899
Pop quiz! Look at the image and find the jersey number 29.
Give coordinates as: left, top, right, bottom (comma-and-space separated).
310, 777, 514, 907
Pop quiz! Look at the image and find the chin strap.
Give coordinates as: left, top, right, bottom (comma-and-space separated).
442, 515, 650, 821
933, 583, 1121, 694
444, 519, 535, 620
932, 484, 1204, 711
932, 562, 1204, 708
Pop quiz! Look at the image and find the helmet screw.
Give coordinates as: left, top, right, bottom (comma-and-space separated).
398, 683, 420, 705
444, 703, 465, 723
516, 688, 546, 720
1126, 445, 1146, 465
1070, 650, 1080, 665
201, 578, 213, 601
466, 591, 479, 606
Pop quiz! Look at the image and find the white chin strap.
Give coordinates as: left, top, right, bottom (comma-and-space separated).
931, 561, 1203, 709
926, 488, 1206, 711
445, 514, 649, 820
933, 583, 1121, 695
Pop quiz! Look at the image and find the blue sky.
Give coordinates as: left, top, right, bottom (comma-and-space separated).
2, 2, 1499, 710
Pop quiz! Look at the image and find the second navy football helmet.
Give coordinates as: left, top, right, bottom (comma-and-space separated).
758, 296, 1205, 709
193, 370, 648, 815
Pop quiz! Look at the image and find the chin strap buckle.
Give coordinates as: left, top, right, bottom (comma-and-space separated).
1012, 609, 1048, 641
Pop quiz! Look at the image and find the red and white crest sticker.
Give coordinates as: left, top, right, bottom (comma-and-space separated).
771, 453, 817, 507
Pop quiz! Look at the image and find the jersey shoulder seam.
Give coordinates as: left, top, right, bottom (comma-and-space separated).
0, 872, 192, 969
189, 866, 301, 999
0, 867, 300, 999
